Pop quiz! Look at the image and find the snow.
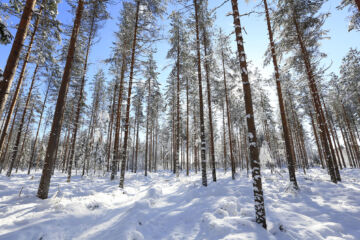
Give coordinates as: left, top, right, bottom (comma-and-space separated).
1, 168, 360, 239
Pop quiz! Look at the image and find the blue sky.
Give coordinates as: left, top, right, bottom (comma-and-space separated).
1, 0, 360, 100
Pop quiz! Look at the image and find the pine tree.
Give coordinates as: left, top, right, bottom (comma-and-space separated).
230, 0, 267, 229
193, 0, 208, 187
263, 0, 298, 189
0, 0, 38, 117
37, 0, 84, 199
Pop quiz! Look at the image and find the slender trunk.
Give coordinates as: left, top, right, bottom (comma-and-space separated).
222, 102, 227, 172
134, 114, 139, 173
7, 63, 39, 177
309, 109, 325, 168
186, 76, 189, 176
15, 105, 33, 173
145, 78, 151, 177
203, 28, 216, 182
119, 1, 140, 189
37, 0, 84, 199
106, 81, 118, 172
264, 0, 298, 189
0, 98, 21, 173
61, 128, 71, 172
221, 47, 235, 179
28, 80, 50, 174
292, 11, 337, 183
67, 5, 96, 182
0, 0, 38, 117
130, 118, 136, 172
231, 0, 266, 228
194, 0, 208, 187
110, 56, 127, 180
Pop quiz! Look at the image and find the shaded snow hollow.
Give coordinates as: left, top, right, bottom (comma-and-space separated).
1, 169, 360, 239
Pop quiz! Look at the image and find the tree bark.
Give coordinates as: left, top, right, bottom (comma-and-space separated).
7, 63, 39, 177
186, 75, 189, 176
264, 0, 298, 189
231, 0, 267, 229
110, 55, 127, 180
0, 0, 37, 117
0, 5, 43, 157
67, 4, 96, 182
28, 80, 50, 174
194, 0, 208, 187
221, 46, 235, 179
106, 79, 118, 172
37, 0, 84, 199
292, 11, 338, 183
203, 27, 216, 182
119, 0, 140, 189
0, 97, 21, 173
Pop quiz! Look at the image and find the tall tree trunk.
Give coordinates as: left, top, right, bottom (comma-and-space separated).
144, 77, 151, 177
203, 28, 216, 182
0, 0, 38, 117
175, 31, 181, 177
7, 63, 39, 177
292, 11, 338, 183
67, 5, 96, 182
231, 0, 267, 229
15, 105, 33, 173
37, 0, 84, 199
0, 98, 21, 173
309, 109, 325, 168
186, 76, 189, 176
110, 56, 127, 180
194, 0, 208, 187
28, 79, 50, 174
222, 102, 227, 172
221, 47, 235, 179
106, 80, 118, 172
264, 0, 298, 189
134, 113, 139, 173
119, 0, 140, 189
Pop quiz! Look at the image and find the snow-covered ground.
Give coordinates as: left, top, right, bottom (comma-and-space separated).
0, 168, 360, 240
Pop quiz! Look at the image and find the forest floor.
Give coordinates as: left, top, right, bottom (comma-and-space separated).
0, 168, 360, 240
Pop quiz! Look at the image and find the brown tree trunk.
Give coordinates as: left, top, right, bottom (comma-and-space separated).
106, 79, 118, 172
0, 0, 37, 117
110, 56, 127, 180
134, 114, 140, 173
67, 4, 96, 182
37, 0, 84, 199
15, 105, 33, 173
309, 109, 325, 168
264, 0, 298, 189
7, 63, 39, 177
145, 76, 151, 177
175, 31, 181, 177
186, 76, 189, 176
0, 6, 43, 157
28, 79, 50, 174
292, 11, 338, 183
231, 0, 266, 228
203, 28, 216, 182
222, 102, 227, 172
355, 0, 360, 12
221, 49, 236, 179
119, 0, 140, 189
0, 97, 21, 173
194, 0, 208, 187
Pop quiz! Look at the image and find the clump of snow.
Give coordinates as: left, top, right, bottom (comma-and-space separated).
1, 168, 360, 239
